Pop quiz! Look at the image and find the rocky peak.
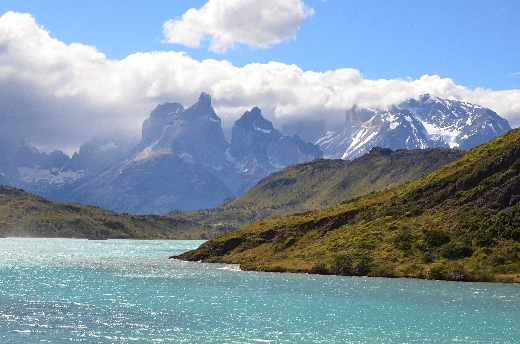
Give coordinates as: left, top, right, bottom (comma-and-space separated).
345, 106, 376, 127
398, 94, 511, 149
234, 107, 275, 132
230, 108, 282, 161
136, 92, 228, 167
149, 102, 184, 119
180, 92, 219, 122
199, 92, 211, 106
229, 107, 322, 169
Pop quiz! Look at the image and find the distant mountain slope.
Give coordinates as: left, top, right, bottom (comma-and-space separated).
173, 147, 464, 229
0, 185, 227, 239
175, 128, 520, 283
0, 135, 138, 198
317, 94, 511, 159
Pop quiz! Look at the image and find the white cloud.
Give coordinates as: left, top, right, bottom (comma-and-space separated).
162, 0, 314, 53
1, 11, 520, 154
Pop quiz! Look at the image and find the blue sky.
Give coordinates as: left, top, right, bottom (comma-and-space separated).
0, 0, 519, 153
3, 0, 519, 90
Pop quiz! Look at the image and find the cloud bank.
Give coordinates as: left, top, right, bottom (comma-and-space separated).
1, 11, 519, 154
162, 0, 314, 53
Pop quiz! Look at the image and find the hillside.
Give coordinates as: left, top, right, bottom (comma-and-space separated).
175, 129, 520, 283
173, 147, 465, 229
0, 185, 228, 239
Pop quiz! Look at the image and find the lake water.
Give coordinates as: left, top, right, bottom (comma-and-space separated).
1, 238, 519, 343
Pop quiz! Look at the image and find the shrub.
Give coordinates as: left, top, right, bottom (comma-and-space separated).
474, 228, 496, 247
428, 263, 447, 280
394, 227, 413, 251
355, 255, 373, 276
490, 255, 506, 266
424, 229, 451, 247
337, 254, 356, 276
439, 242, 473, 259
310, 262, 329, 275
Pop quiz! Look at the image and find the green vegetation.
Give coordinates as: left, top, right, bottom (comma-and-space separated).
172, 147, 464, 229
0, 185, 229, 239
175, 129, 520, 283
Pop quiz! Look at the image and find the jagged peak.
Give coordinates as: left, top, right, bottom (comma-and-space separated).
419, 93, 435, 102
198, 92, 211, 106
179, 92, 220, 121
242, 107, 262, 120
235, 107, 275, 132
150, 102, 184, 118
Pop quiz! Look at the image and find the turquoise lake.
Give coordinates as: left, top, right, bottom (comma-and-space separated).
1, 238, 519, 343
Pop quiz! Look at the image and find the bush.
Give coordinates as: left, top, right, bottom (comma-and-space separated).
310, 262, 329, 274
428, 263, 447, 280
490, 255, 506, 266
337, 254, 356, 276
474, 229, 496, 247
439, 242, 473, 259
424, 229, 451, 247
355, 255, 373, 276
394, 227, 413, 251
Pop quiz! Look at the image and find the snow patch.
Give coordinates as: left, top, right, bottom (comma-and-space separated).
99, 142, 119, 151
342, 129, 378, 159
254, 125, 272, 134
225, 148, 236, 163
419, 119, 461, 148
18, 166, 85, 185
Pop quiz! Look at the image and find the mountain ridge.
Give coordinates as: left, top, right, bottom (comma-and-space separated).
0, 184, 228, 239
175, 127, 520, 283
174, 147, 465, 229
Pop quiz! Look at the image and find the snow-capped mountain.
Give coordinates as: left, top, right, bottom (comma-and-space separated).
316, 94, 511, 159
398, 94, 510, 149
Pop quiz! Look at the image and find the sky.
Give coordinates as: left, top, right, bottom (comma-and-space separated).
0, 0, 519, 155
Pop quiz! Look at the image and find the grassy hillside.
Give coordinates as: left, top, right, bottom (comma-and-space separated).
173, 147, 464, 229
175, 129, 520, 283
0, 185, 228, 239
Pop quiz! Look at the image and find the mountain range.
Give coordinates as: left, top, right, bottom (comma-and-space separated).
0, 93, 511, 214
317, 94, 511, 159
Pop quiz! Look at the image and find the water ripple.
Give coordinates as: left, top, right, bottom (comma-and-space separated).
1, 238, 520, 343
